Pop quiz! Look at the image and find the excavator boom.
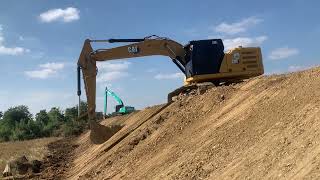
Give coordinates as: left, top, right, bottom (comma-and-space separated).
77, 36, 191, 143
105, 89, 124, 107
77, 37, 186, 122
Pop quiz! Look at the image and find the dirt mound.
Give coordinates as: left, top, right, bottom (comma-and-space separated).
89, 121, 124, 144
62, 67, 319, 179
39, 137, 78, 179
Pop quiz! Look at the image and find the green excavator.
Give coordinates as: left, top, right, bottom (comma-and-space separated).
104, 87, 135, 117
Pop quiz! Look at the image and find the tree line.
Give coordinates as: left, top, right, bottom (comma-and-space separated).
0, 102, 102, 142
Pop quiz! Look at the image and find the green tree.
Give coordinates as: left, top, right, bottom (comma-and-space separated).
78, 101, 88, 115
35, 110, 50, 125
41, 107, 65, 136
65, 107, 78, 122
62, 101, 89, 136
0, 120, 11, 141
2, 105, 32, 129
48, 107, 65, 122
0, 105, 33, 141
0, 102, 92, 141
11, 119, 42, 140
0, 111, 3, 119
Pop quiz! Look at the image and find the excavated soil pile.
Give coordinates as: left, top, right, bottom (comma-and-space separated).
39, 137, 78, 180
59, 67, 320, 179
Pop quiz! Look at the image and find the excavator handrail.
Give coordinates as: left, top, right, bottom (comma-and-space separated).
89, 35, 170, 43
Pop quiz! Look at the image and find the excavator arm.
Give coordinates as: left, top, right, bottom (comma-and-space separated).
104, 87, 124, 117
106, 89, 124, 107
77, 36, 186, 122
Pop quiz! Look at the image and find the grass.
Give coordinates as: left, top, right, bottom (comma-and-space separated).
0, 137, 59, 172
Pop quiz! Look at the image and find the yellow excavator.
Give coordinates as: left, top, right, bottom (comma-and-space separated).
77, 35, 264, 143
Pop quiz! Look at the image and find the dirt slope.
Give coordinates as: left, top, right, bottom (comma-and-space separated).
0, 137, 58, 173
67, 67, 320, 180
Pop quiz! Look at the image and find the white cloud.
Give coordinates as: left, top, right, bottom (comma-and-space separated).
39, 62, 64, 70
96, 62, 131, 83
0, 46, 30, 55
39, 7, 80, 23
97, 71, 129, 82
154, 72, 184, 80
214, 16, 262, 35
97, 62, 131, 72
223, 36, 267, 51
266, 64, 318, 74
25, 62, 65, 79
0, 25, 3, 43
288, 65, 311, 72
269, 47, 299, 60
0, 25, 30, 55
146, 68, 156, 73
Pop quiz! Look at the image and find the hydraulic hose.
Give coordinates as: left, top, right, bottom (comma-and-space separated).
77, 66, 81, 117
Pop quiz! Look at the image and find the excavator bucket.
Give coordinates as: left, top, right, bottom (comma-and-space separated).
77, 40, 119, 144
76, 112, 122, 144
89, 121, 122, 144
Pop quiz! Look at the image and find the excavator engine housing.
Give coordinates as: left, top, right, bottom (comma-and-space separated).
183, 39, 263, 85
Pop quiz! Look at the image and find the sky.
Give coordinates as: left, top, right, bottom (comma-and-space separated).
0, 0, 319, 115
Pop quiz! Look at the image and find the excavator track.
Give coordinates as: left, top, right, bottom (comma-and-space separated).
167, 78, 246, 103
167, 82, 216, 103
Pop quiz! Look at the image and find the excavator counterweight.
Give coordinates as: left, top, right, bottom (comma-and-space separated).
77, 35, 264, 144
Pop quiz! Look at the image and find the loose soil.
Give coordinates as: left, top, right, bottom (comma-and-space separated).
24, 67, 320, 179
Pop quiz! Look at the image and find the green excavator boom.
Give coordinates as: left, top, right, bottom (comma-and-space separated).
104, 87, 135, 117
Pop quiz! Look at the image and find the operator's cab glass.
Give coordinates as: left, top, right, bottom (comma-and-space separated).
115, 105, 123, 112
185, 39, 224, 78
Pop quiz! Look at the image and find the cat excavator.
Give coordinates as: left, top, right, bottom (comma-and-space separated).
77, 35, 264, 143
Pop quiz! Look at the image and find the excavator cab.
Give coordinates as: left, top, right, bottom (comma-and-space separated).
115, 105, 123, 113
117, 105, 135, 114
184, 39, 225, 78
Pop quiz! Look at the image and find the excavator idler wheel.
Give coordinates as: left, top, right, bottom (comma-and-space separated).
167, 85, 198, 103
89, 121, 123, 144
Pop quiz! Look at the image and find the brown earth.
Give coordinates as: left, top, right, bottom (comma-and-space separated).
46, 67, 320, 179
0, 137, 59, 174
38, 137, 78, 180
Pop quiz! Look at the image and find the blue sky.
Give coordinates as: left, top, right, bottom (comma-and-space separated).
0, 0, 319, 115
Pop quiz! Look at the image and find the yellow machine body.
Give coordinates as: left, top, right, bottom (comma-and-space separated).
185, 47, 263, 85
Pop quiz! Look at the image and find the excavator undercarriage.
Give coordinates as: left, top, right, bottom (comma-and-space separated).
77, 35, 264, 143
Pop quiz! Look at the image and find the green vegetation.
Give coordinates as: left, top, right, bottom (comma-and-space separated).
0, 102, 101, 142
